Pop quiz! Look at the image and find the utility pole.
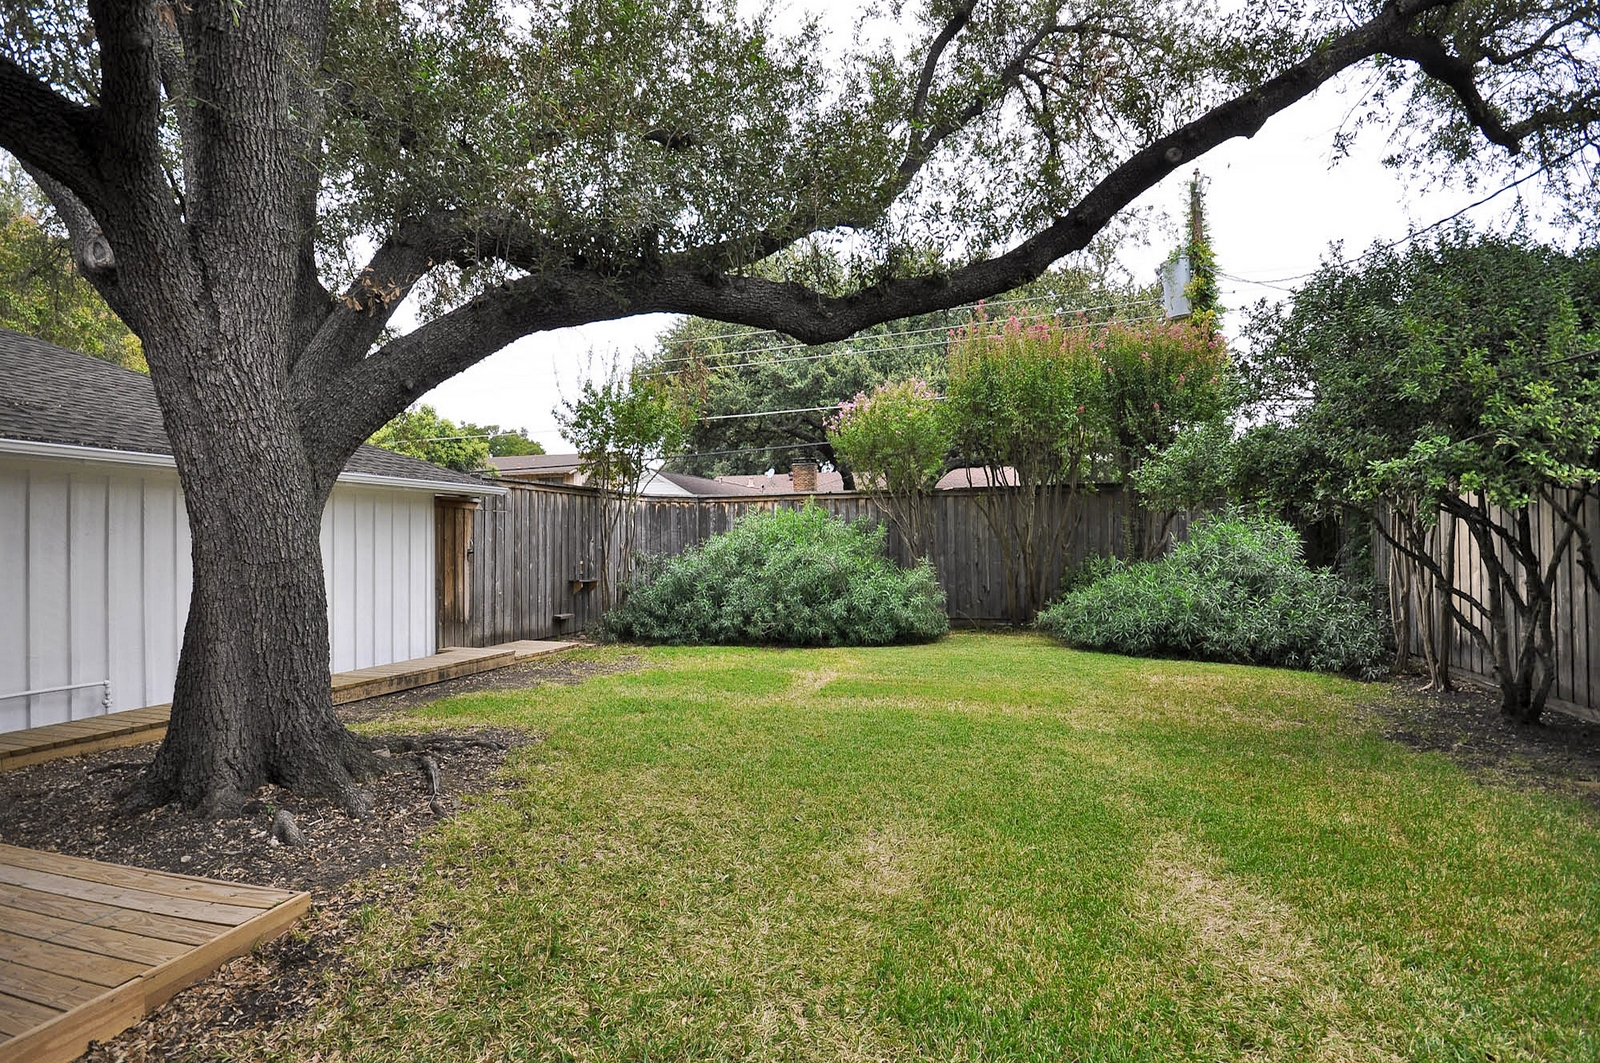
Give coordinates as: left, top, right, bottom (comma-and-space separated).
1189, 169, 1204, 249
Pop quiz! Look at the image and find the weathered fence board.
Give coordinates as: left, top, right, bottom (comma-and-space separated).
1377, 489, 1600, 716
452, 482, 1172, 646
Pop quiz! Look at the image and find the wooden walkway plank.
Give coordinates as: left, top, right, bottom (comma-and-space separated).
0, 865, 256, 926
0, 932, 147, 989
0, 885, 222, 947
0, 907, 186, 967
0, 981, 142, 1063
0, 852, 310, 1063
0, 846, 292, 910
0, 965, 103, 1012
0, 996, 61, 1040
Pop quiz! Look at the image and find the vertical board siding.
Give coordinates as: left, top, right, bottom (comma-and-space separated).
1380, 490, 1600, 715
0, 458, 441, 733
27, 469, 70, 725
68, 476, 109, 720
0, 470, 28, 729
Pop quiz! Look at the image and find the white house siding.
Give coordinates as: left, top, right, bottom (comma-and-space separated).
0, 455, 437, 733
318, 485, 437, 675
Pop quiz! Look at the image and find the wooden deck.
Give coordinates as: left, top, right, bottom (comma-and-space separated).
0, 844, 309, 1063
0, 640, 575, 773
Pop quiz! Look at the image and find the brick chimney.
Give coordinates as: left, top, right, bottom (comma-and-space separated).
790, 460, 818, 493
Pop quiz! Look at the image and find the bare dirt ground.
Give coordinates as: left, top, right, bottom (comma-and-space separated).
1364, 676, 1600, 812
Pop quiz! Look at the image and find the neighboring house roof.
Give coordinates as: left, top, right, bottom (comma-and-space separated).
490, 453, 588, 485
490, 453, 583, 475
643, 470, 762, 497
0, 328, 495, 493
935, 466, 1020, 490
716, 470, 850, 494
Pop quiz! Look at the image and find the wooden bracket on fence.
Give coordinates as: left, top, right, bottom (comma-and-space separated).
553, 612, 575, 623
569, 578, 599, 594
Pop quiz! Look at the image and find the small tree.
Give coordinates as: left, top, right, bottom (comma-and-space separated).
482, 427, 545, 458
1098, 319, 1231, 557
945, 312, 1106, 622
556, 364, 694, 611
1252, 230, 1600, 722
369, 405, 492, 473
827, 378, 951, 559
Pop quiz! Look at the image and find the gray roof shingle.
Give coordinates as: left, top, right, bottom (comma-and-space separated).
0, 328, 489, 490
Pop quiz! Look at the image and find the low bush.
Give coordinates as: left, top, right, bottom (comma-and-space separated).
1037, 512, 1386, 678
604, 505, 948, 646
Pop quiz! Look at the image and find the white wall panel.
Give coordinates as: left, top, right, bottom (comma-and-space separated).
355, 492, 376, 669
141, 478, 180, 709
0, 471, 28, 732
106, 476, 148, 718
68, 475, 109, 720
26, 469, 70, 726
1, 456, 441, 733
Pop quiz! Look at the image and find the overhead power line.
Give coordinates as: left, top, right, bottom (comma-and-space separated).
644, 309, 1169, 380
1219, 145, 1590, 292
701, 403, 844, 422
662, 440, 830, 460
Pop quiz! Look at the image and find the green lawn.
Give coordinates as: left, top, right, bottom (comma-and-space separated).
281, 633, 1598, 1061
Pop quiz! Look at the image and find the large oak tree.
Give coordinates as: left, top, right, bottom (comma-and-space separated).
1, 0, 1594, 814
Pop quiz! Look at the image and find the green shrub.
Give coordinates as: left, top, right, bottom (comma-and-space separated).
604, 505, 948, 646
1037, 512, 1386, 678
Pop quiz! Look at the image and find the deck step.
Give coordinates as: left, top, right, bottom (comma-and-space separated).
0, 844, 307, 1063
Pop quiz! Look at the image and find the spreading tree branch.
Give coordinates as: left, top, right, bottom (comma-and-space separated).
305, 0, 1538, 483
1383, 30, 1523, 150
0, 56, 103, 209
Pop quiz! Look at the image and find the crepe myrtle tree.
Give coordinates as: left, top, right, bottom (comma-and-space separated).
1, 0, 1594, 814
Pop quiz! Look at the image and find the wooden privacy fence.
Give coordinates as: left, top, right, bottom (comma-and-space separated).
446, 480, 1599, 714
443, 481, 1183, 646
1375, 489, 1600, 718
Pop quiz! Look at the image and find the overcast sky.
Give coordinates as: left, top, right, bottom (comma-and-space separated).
417, 31, 1560, 454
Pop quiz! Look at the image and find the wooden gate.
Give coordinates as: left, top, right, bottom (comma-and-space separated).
435, 497, 478, 648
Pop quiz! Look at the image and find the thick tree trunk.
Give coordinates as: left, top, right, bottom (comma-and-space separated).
131, 330, 381, 817
139, 484, 380, 817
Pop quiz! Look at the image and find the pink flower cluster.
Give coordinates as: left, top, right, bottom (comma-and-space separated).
830, 378, 937, 432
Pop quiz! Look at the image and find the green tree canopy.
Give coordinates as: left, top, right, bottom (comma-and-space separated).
483, 427, 545, 458
369, 405, 492, 473
828, 377, 952, 557
646, 260, 1155, 482
0, 159, 142, 369
1244, 229, 1600, 721
555, 363, 696, 609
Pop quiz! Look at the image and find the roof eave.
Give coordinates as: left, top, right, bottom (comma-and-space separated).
0, 437, 505, 495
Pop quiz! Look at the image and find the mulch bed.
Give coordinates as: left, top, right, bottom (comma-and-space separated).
0, 649, 647, 1063
1364, 676, 1600, 812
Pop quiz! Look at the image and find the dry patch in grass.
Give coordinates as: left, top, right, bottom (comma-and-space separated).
846, 823, 942, 901
1124, 834, 1403, 1063
791, 665, 844, 698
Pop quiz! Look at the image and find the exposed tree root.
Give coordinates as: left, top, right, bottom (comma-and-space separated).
368, 734, 508, 755
109, 729, 502, 822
